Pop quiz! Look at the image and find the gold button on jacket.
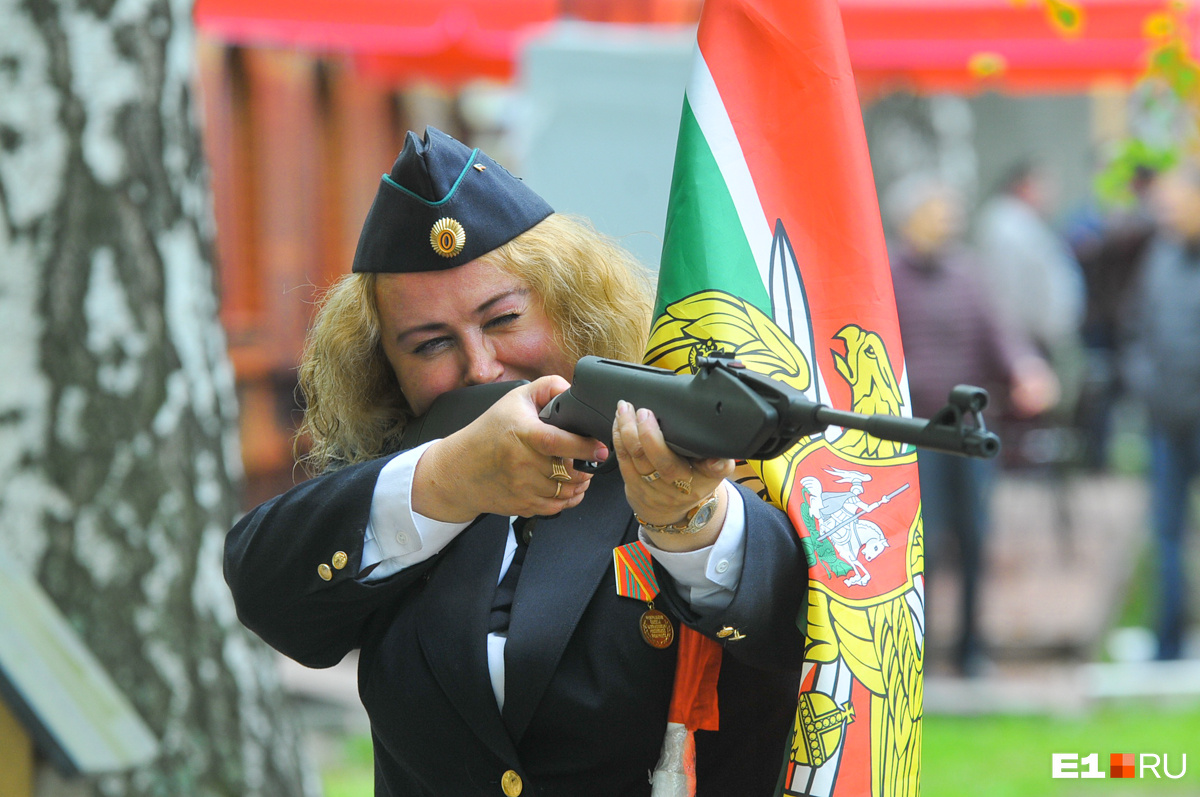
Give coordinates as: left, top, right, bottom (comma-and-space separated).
317, 563, 333, 581
331, 551, 349, 570
500, 769, 522, 796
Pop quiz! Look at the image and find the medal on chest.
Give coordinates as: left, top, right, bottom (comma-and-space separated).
613, 541, 675, 649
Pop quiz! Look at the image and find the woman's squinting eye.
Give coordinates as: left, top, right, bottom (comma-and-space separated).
412, 336, 453, 356
485, 312, 521, 329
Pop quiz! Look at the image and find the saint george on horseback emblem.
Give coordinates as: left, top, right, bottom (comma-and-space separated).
799, 468, 908, 589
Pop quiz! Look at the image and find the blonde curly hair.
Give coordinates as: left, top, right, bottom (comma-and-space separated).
296, 214, 655, 473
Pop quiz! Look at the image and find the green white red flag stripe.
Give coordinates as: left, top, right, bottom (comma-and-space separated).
658, 53, 773, 315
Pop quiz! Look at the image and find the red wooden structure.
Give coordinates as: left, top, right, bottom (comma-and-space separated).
195, 0, 1189, 91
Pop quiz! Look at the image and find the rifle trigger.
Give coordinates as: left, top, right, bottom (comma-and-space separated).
574, 457, 618, 475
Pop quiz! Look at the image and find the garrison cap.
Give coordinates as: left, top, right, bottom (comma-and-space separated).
352, 126, 554, 273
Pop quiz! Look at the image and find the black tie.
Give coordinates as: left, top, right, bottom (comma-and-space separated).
488, 517, 535, 634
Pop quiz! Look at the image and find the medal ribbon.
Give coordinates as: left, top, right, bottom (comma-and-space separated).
615, 540, 720, 732
613, 541, 660, 601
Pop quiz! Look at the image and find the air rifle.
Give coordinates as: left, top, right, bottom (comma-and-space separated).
399, 354, 1000, 468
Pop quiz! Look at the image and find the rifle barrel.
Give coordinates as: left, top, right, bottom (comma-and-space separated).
812, 406, 1000, 459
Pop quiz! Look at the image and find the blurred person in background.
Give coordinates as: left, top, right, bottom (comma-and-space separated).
885, 173, 1059, 676
1066, 164, 1158, 471
975, 160, 1087, 465
1121, 159, 1200, 661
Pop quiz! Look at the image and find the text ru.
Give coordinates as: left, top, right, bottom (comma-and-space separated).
1052, 753, 1187, 779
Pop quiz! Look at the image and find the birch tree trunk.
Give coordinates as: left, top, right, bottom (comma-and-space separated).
0, 0, 314, 794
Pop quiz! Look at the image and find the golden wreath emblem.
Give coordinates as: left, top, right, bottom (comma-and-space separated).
430, 217, 466, 258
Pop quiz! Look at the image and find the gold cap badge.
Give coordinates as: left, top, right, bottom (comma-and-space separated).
430, 217, 466, 258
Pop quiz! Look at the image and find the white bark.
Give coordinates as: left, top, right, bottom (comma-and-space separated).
0, 0, 314, 794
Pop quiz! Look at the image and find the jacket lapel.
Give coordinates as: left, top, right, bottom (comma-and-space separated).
501, 471, 635, 741
416, 514, 519, 764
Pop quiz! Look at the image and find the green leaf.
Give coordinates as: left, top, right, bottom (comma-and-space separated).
1094, 139, 1178, 209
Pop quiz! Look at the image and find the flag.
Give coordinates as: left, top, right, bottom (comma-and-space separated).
645, 1, 924, 796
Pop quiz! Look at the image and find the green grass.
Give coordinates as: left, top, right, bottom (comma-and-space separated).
321, 702, 1200, 795
321, 734, 374, 797
923, 702, 1200, 796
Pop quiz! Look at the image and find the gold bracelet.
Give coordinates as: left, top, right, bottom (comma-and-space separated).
635, 492, 719, 535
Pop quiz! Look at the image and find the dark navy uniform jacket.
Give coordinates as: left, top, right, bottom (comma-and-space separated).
225, 457, 807, 796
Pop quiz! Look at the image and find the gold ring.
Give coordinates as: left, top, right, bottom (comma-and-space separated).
672, 478, 693, 496
641, 471, 662, 483
553, 481, 563, 499
550, 456, 571, 483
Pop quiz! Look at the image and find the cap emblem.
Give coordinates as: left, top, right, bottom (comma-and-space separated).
430, 217, 466, 258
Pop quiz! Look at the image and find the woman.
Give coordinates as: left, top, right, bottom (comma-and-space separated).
225, 127, 807, 796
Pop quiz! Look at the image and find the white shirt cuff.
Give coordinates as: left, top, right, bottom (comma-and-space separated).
361, 441, 472, 581
640, 481, 746, 612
